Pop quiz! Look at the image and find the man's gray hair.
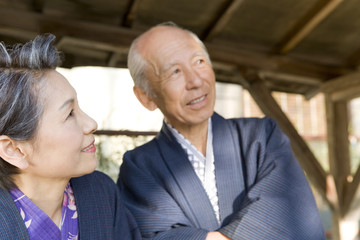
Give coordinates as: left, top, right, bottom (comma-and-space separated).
127, 22, 212, 97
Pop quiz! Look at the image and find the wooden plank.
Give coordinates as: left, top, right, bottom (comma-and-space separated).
203, 0, 246, 41
244, 73, 328, 203
95, 130, 158, 136
275, 0, 344, 54
343, 164, 360, 216
325, 95, 351, 216
345, 47, 360, 68
321, 71, 360, 93
258, 70, 323, 86
330, 84, 360, 102
32, 0, 45, 12
0, 6, 350, 82
206, 41, 348, 80
0, 7, 140, 47
56, 37, 128, 53
0, 27, 38, 41
123, 0, 141, 27
107, 53, 123, 67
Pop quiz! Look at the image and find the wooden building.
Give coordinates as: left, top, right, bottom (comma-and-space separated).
1, 0, 360, 238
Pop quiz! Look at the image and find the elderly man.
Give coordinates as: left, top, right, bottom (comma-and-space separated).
117, 22, 325, 240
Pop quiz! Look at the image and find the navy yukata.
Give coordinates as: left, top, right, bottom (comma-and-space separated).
0, 171, 141, 240
118, 112, 325, 240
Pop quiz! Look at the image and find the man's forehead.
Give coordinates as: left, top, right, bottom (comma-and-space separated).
139, 26, 190, 49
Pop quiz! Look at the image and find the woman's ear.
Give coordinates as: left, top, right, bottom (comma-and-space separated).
0, 135, 29, 169
133, 86, 158, 111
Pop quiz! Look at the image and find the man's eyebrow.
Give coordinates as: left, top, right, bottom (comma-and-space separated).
59, 99, 75, 111
162, 62, 176, 72
193, 51, 205, 57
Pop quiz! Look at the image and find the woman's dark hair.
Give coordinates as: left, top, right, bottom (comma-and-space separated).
0, 34, 62, 190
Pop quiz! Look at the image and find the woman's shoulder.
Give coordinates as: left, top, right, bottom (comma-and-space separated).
71, 171, 118, 195
81, 170, 113, 181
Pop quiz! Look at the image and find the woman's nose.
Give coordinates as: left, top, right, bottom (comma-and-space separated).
82, 110, 98, 134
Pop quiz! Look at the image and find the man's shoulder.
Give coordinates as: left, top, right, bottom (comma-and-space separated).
216, 113, 276, 130
123, 137, 161, 164
127, 136, 158, 154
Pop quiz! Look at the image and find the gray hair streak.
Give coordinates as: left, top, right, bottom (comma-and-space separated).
0, 33, 62, 190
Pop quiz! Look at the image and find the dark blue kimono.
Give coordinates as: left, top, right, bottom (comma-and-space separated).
118, 113, 325, 239
0, 171, 141, 240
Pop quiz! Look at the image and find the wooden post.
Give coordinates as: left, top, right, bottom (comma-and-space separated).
243, 74, 328, 204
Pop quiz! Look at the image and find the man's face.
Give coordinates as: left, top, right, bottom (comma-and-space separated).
140, 27, 216, 133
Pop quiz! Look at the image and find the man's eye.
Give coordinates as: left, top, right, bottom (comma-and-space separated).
172, 69, 180, 75
197, 59, 204, 64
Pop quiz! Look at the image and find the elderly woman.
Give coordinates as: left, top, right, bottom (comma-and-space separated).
0, 34, 141, 239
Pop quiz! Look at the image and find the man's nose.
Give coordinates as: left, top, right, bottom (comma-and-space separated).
185, 69, 203, 90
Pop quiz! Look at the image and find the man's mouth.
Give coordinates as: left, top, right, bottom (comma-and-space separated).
187, 95, 206, 105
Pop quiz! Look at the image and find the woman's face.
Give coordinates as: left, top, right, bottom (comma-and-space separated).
23, 70, 98, 180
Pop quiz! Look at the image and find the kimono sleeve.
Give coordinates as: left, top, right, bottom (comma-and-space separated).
218, 118, 325, 240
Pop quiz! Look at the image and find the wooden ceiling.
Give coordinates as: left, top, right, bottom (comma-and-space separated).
1, 0, 360, 100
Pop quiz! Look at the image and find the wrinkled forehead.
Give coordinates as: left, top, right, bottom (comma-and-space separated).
138, 27, 204, 74
139, 26, 197, 58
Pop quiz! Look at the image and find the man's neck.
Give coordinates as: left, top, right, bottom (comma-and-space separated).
169, 119, 209, 156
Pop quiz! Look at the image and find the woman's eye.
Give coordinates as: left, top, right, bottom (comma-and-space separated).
66, 109, 74, 119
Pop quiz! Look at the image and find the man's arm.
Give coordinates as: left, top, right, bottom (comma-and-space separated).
218, 118, 325, 239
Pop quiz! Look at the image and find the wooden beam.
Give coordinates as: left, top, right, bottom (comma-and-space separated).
95, 130, 157, 136
123, 0, 141, 27
345, 47, 360, 68
212, 62, 250, 88
330, 84, 360, 102
325, 95, 351, 216
258, 70, 323, 86
320, 71, 360, 102
257, 70, 324, 99
321, 71, 360, 93
203, 0, 245, 41
0, 27, 38, 41
304, 87, 321, 100
243, 71, 328, 203
0, 6, 350, 81
0, 7, 140, 48
274, 0, 344, 54
343, 164, 360, 216
32, 0, 45, 13
56, 37, 128, 53
206, 41, 348, 80
107, 53, 123, 67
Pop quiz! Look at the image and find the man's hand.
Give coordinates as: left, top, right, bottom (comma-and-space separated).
206, 231, 231, 240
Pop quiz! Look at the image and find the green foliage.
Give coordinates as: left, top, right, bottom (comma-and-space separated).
95, 135, 154, 181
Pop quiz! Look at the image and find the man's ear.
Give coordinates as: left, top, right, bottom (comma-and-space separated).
0, 135, 29, 169
133, 86, 158, 111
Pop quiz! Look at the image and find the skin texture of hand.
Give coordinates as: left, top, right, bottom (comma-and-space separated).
206, 231, 231, 240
